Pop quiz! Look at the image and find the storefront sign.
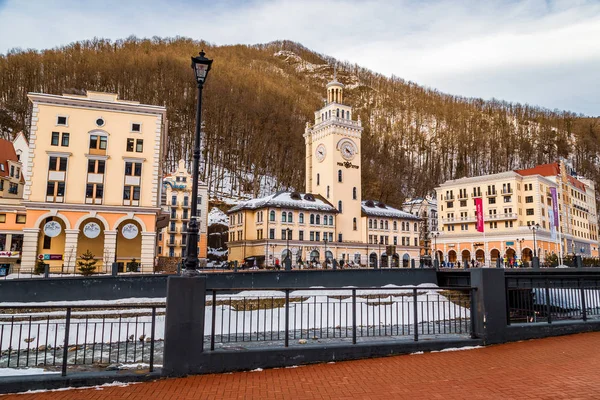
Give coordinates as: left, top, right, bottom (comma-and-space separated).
0, 251, 19, 258
38, 254, 63, 261
122, 223, 139, 240
506, 241, 515, 246
83, 222, 101, 239
43, 221, 62, 238
337, 161, 359, 169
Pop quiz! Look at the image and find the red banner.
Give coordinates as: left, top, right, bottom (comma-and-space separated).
475, 197, 484, 233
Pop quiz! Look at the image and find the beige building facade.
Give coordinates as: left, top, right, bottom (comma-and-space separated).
18, 91, 167, 273
228, 78, 421, 268
434, 161, 599, 266
158, 160, 208, 261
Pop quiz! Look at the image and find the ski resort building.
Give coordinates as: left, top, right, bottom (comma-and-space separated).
158, 159, 208, 262
434, 160, 599, 266
227, 78, 422, 268
17, 91, 168, 273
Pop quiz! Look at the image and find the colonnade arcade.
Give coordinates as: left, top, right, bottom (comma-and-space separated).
21, 212, 155, 273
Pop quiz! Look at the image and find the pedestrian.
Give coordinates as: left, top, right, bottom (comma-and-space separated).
275, 258, 280, 270
471, 258, 475, 268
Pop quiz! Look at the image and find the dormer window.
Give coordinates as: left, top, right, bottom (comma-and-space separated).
131, 123, 141, 133
56, 116, 68, 126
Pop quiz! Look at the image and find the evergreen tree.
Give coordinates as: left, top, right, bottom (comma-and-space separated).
77, 250, 97, 276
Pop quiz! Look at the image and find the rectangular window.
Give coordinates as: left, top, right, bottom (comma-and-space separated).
0, 214, 5, 223
269, 229, 275, 240
489, 197, 496, 204
43, 235, 52, 250
525, 196, 533, 203
310, 231, 315, 241
131, 123, 141, 132
136, 139, 143, 152
299, 231, 304, 241
90, 135, 98, 149
315, 232, 320, 242
127, 138, 135, 152
56, 116, 67, 126
51, 132, 60, 146
16, 214, 26, 224
526, 208, 534, 216
61, 133, 70, 147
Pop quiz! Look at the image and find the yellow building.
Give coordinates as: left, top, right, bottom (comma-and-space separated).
18, 91, 168, 273
227, 77, 421, 267
158, 160, 208, 262
434, 161, 599, 266
0, 139, 26, 274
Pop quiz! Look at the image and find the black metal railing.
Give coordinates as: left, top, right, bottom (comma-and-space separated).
505, 275, 600, 324
0, 304, 164, 375
205, 286, 476, 350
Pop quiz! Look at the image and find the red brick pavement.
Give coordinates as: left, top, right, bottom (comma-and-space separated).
3, 332, 600, 399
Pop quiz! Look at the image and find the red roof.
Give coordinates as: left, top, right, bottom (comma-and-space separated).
516, 162, 586, 192
0, 139, 18, 178
515, 163, 560, 177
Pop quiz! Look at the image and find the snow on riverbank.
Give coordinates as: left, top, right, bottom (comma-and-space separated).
0, 367, 60, 376
0, 284, 468, 351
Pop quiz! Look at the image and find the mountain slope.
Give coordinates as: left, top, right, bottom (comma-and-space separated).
0, 37, 599, 207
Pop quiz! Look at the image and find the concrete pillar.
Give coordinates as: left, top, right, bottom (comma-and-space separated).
163, 276, 206, 376
470, 268, 507, 344
20, 228, 40, 272
63, 229, 79, 273
103, 230, 117, 268
140, 232, 156, 272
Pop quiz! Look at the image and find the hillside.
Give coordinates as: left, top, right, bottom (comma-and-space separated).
1, 37, 599, 206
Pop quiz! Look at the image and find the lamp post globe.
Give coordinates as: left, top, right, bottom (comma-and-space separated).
183, 50, 213, 276
529, 223, 540, 258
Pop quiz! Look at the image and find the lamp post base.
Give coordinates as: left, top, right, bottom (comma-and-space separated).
182, 267, 201, 277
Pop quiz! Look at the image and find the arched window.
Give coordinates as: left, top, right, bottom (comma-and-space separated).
323, 215, 328, 226
336, 108, 340, 117
288, 212, 293, 223
385, 220, 389, 230
310, 214, 315, 224
353, 217, 357, 230
338, 170, 342, 182
369, 219, 373, 229
270, 211, 275, 221
329, 216, 333, 225
380, 220, 384, 229
353, 187, 357, 200
299, 213, 304, 224
414, 222, 418, 231
393, 221, 397, 230
328, 110, 331, 118
347, 111, 351, 119
341, 110, 345, 119
316, 215, 321, 224
327, 186, 330, 198
338, 201, 343, 213
282, 212, 287, 222
317, 173, 320, 186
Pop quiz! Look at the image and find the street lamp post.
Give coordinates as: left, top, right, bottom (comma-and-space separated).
323, 237, 328, 269
378, 238, 382, 269
285, 228, 292, 270
529, 223, 540, 269
183, 50, 212, 276
432, 232, 440, 269
270, 244, 275, 267
516, 238, 525, 267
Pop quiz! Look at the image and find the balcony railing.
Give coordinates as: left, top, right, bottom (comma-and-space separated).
457, 193, 468, 200
501, 188, 513, 195
487, 213, 518, 220
471, 193, 482, 198
486, 191, 497, 197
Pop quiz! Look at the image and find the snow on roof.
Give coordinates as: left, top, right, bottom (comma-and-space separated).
208, 207, 229, 227
362, 200, 421, 220
228, 191, 337, 213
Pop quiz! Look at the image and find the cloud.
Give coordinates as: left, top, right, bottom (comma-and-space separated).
0, 0, 599, 115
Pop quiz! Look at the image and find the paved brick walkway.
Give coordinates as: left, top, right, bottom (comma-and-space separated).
4, 332, 600, 399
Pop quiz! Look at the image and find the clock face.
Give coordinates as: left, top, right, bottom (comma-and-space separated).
315, 144, 326, 162
340, 141, 356, 161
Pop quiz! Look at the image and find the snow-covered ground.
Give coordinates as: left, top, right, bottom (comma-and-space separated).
0, 367, 59, 376
208, 207, 228, 227
533, 288, 600, 310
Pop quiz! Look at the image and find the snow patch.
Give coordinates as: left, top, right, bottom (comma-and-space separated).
250, 368, 264, 372
432, 346, 483, 353
0, 368, 59, 377
20, 381, 140, 394
208, 207, 228, 227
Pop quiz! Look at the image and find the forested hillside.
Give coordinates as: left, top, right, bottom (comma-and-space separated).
1, 37, 599, 206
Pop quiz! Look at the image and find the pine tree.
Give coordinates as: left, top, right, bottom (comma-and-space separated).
77, 250, 97, 276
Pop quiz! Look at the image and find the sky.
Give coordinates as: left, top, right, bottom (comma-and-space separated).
0, 0, 599, 116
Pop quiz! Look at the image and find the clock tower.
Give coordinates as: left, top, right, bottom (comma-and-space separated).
304, 71, 364, 243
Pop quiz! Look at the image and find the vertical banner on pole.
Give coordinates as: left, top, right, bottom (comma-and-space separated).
475, 198, 484, 233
